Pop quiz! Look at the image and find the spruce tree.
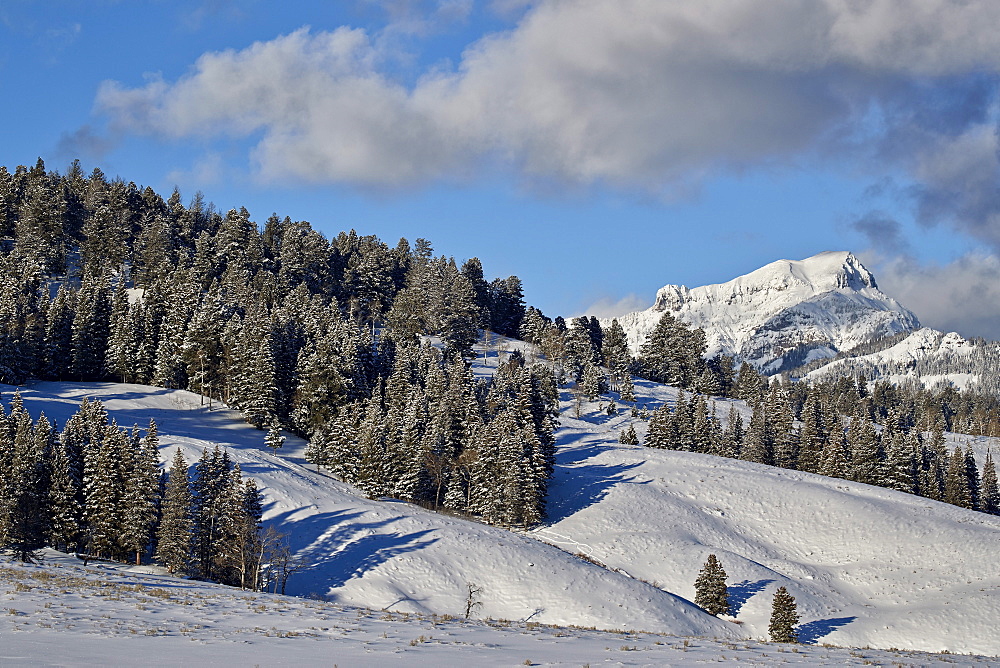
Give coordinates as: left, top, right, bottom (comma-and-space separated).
618, 423, 639, 445
980, 450, 999, 515
693, 554, 730, 616
768, 586, 800, 643
156, 449, 193, 575
265, 424, 285, 455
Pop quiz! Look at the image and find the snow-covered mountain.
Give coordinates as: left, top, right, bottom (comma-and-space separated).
607, 251, 920, 373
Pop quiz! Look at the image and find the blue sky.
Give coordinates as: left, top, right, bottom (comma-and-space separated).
3, 1, 1000, 337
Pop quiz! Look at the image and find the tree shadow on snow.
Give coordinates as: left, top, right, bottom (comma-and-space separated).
544, 460, 647, 522
796, 616, 857, 644
727, 578, 774, 616
265, 508, 439, 596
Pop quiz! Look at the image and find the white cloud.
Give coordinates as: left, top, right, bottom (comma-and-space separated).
97, 0, 1000, 216
575, 293, 650, 320
867, 252, 1000, 340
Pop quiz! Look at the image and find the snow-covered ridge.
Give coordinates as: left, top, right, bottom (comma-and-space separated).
803, 327, 993, 391
607, 251, 920, 373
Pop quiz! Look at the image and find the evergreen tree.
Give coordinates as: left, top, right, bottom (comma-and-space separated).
980, 450, 999, 515
265, 424, 285, 454
693, 554, 730, 616
637, 311, 706, 388
944, 445, 973, 509
847, 409, 881, 486
120, 420, 161, 565
156, 449, 193, 574
618, 423, 639, 445
768, 586, 800, 643
47, 429, 83, 552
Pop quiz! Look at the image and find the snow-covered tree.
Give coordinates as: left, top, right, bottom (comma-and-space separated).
693, 554, 730, 616
768, 586, 800, 643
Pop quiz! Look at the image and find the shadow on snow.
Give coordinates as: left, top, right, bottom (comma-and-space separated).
797, 616, 857, 644
726, 578, 774, 617
265, 508, 440, 597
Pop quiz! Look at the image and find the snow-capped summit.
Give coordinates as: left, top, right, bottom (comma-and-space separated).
608, 251, 920, 373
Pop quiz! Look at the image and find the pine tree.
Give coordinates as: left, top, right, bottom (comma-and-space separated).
944, 445, 973, 509
980, 450, 999, 515
265, 424, 285, 454
768, 586, 800, 643
847, 409, 881, 486
47, 431, 83, 552
156, 449, 193, 574
693, 554, 730, 616
618, 423, 639, 445
120, 420, 161, 565
741, 400, 773, 465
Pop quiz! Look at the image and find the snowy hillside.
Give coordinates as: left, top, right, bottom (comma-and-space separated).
4, 381, 735, 640
535, 376, 1000, 655
5, 369, 1000, 659
7, 551, 995, 666
800, 327, 1000, 394
607, 251, 920, 372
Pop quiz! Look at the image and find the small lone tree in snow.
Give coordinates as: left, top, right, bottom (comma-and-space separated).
265, 424, 285, 454
618, 423, 639, 445
693, 553, 730, 616
464, 582, 484, 619
768, 586, 800, 643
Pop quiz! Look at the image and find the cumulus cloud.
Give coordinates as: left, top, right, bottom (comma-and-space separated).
868, 252, 1000, 340
98, 0, 1000, 237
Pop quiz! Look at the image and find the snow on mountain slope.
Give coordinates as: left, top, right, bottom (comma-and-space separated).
803, 327, 989, 391
607, 251, 919, 373
4, 381, 736, 640
532, 377, 1000, 656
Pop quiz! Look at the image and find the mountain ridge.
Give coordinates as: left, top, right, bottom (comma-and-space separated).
607, 251, 921, 373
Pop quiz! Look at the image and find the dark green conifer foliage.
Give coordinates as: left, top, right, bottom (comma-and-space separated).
717, 405, 743, 459
265, 424, 285, 454
618, 423, 639, 445
944, 445, 973, 509
156, 448, 193, 574
847, 407, 881, 486
644, 403, 673, 449
742, 400, 773, 465
796, 390, 826, 474
121, 420, 161, 565
693, 554, 730, 616
980, 450, 999, 515
637, 311, 706, 388
71, 275, 112, 380
768, 586, 800, 643
47, 428, 82, 552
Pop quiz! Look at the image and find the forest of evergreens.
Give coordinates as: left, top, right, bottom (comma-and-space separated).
1, 157, 999, 582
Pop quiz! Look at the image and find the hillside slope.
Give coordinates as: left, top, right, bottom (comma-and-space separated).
5, 381, 735, 640
534, 377, 1000, 655
5, 367, 1000, 656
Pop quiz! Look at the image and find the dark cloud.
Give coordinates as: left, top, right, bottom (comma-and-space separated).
54, 125, 117, 161
852, 212, 910, 254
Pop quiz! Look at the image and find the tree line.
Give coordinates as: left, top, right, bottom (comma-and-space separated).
635, 379, 1000, 516
0, 158, 554, 529
0, 393, 300, 590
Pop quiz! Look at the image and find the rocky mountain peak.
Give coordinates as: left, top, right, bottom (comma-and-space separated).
606, 251, 919, 374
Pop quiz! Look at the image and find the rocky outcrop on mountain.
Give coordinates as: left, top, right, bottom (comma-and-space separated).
607, 251, 920, 374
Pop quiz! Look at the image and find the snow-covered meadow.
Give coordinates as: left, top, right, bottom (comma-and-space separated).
2, 341, 1000, 664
